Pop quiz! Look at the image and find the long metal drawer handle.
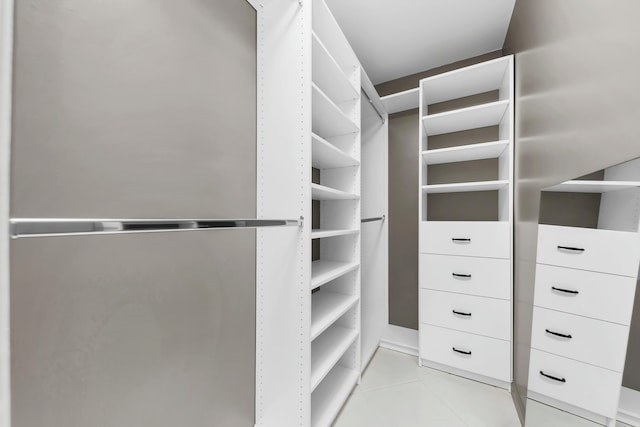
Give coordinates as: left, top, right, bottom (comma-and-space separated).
452, 237, 471, 243
551, 286, 579, 295
557, 245, 585, 252
452, 310, 472, 317
452, 273, 472, 278
545, 329, 572, 339
540, 371, 566, 383
452, 347, 472, 355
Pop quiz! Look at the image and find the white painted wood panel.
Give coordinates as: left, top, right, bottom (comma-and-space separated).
420, 221, 510, 258
422, 180, 508, 194
422, 100, 509, 136
422, 140, 509, 165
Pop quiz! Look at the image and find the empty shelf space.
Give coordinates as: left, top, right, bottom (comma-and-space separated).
311, 291, 359, 340
311, 183, 360, 200
311, 325, 358, 392
311, 260, 360, 289
422, 100, 509, 136
312, 32, 358, 104
311, 229, 359, 239
312, 133, 360, 169
312, 84, 359, 138
421, 56, 511, 105
422, 180, 509, 194
380, 87, 419, 114
422, 140, 509, 165
545, 180, 640, 193
311, 364, 359, 427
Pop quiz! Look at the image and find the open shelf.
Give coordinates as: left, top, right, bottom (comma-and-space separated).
311, 229, 359, 239
311, 364, 359, 427
312, 133, 360, 169
312, 83, 359, 138
311, 291, 359, 340
422, 100, 509, 136
311, 260, 360, 289
545, 180, 640, 193
312, 32, 358, 105
380, 87, 420, 114
311, 183, 360, 200
422, 180, 509, 194
311, 325, 358, 392
421, 56, 511, 105
422, 140, 509, 165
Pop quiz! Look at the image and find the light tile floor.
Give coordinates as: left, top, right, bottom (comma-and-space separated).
525, 400, 632, 427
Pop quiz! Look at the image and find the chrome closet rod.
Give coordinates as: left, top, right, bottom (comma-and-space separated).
10, 218, 302, 239
361, 215, 385, 223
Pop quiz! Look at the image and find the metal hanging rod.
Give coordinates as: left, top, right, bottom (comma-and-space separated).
361, 214, 385, 223
360, 69, 387, 124
10, 218, 303, 239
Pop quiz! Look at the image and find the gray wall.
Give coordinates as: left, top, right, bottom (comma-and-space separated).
503, 0, 640, 416
376, 51, 502, 330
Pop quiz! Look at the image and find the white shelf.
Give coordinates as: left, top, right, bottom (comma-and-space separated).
618, 387, 640, 425
311, 183, 360, 200
545, 180, 640, 193
422, 140, 509, 165
421, 56, 511, 105
311, 229, 359, 239
312, 84, 359, 138
311, 325, 358, 392
312, 32, 358, 105
381, 88, 419, 114
311, 364, 359, 427
422, 100, 509, 136
422, 180, 509, 194
312, 0, 356, 75
311, 260, 360, 289
312, 133, 360, 169
311, 291, 359, 340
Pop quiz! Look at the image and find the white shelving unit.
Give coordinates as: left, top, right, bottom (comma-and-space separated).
545, 180, 640, 193
380, 87, 420, 114
311, 183, 360, 200
311, 260, 360, 289
310, 365, 359, 427
418, 55, 514, 389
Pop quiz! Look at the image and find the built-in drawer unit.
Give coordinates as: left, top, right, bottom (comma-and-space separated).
534, 264, 636, 325
420, 221, 510, 259
528, 349, 622, 418
420, 324, 510, 382
420, 254, 510, 300
420, 290, 510, 340
537, 225, 640, 277
531, 307, 630, 372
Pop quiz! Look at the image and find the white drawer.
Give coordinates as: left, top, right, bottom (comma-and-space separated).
528, 349, 622, 418
420, 254, 510, 300
420, 221, 510, 259
531, 307, 629, 372
420, 290, 510, 340
420, 324, 510, 382
537, 225, 640, 277
534, 264, 637, 325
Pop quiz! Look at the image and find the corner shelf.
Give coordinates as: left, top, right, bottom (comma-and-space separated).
311, 364, 359, 427
422, 100, 509, 136
422, 140, 509, 165
312, 133, 360, 169
311, 325, 359, 391
311, 260, 360, 289
311, 291, 359, 340
312, 32, 358, 105
312, 83, 359, 138
545, 180, 640, 193
311, 229, 359, 239
380, 87, 420, 114
311, 183, 360, 200
422, 180, 509, 194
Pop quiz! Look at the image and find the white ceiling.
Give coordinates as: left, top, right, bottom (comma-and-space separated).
325, 0, 516, 85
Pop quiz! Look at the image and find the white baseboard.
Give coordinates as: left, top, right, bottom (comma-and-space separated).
379, 324, 418, 356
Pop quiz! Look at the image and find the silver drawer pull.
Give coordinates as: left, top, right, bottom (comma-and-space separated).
551, 286, 579, 295
452, 310, 472, 317
557, 245, 585, 253
545, 329, 572, 339
540, 371, 566, 383
452, 347, 471, 355
452, 237, 471, 243
452, 273, 472, 279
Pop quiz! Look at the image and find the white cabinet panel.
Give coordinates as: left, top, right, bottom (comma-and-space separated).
420, 254, 510, 300
420, 290, 510, 340
537, 225, 640, 277
420, 221, 510, 259
534, 264, 637, 325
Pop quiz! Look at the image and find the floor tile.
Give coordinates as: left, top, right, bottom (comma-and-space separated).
524, 399, 602, 427
333, 392, 382, 427
357, 348, 424, 392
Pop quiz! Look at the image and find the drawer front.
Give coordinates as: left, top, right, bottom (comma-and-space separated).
420, 254, 510, 300
531, 307, 629, 372
528, 349, 622, 418
534, 264, 636, 325
537, 225, 640, 277
420, 222, 510, 259
420, 290, 510, 340
420, 325, 510, 382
